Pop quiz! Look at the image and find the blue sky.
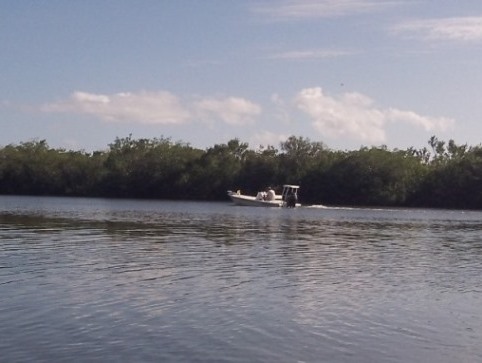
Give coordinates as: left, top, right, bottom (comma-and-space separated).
2, 0, 482, 152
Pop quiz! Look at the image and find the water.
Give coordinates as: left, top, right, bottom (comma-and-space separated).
1, 196, 482, 362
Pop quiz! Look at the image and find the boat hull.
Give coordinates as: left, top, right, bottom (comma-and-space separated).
227, 184, 301, 208
228, 194, 283, 207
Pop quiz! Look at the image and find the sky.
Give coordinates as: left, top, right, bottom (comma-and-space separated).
2, 0, 482, 152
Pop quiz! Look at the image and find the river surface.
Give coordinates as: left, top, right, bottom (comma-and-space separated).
1, 196, 482, 362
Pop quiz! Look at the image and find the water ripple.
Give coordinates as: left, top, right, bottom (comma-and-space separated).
2, 198, 482, 362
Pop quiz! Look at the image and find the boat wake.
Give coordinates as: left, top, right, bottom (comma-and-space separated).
304, 204, 406, 212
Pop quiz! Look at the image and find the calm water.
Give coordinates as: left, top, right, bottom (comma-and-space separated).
1, 196, 482, 362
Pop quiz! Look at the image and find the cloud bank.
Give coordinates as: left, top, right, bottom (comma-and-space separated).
43, 91, 190, 124
294, 87, 453, 143
43, 91, 260, 126
393, 16, 482, 42
194, 97, 261, 125
42, 88, 454, 146
252, 0, 399, 20
267, 49, 353, 60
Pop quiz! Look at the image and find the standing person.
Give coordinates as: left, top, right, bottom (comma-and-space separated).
287, 190, 297, 208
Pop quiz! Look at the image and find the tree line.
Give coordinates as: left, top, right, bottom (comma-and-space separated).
1, 135, 481, 209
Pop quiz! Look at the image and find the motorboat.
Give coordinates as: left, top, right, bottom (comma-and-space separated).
227, 185, 300, 208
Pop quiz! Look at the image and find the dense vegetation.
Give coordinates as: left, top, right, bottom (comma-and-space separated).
1, 135, 481, 209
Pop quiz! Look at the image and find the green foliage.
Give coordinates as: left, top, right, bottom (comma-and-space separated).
0, 139, 105, 196
278, 135, 327, 184
238, 146, 280, 195
101, 135, 203, 198
0, 135, 481, 209
412, 143, 482, 209
317, 147, 426, 206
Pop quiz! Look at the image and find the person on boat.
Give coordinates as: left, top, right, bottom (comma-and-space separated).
266, 187, 276, 201
286, 190, 298, 208
256, 191, 266, 200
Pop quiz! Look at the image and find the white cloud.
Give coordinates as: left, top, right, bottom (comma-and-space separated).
270, 93, 292, 124
41, 88, 454, 146
250, 131, 289, 149
386, 108, 454, 131
194, 97, 261, 125
393, 17, 482, 42
42, 91, 262, 127
42, 91, 191, 124
252, 0, 399, 20
294, 87, 454, 143
267, 49, 353, 60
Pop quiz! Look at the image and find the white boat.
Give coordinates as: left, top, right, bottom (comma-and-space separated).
227, 185, 300, 208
